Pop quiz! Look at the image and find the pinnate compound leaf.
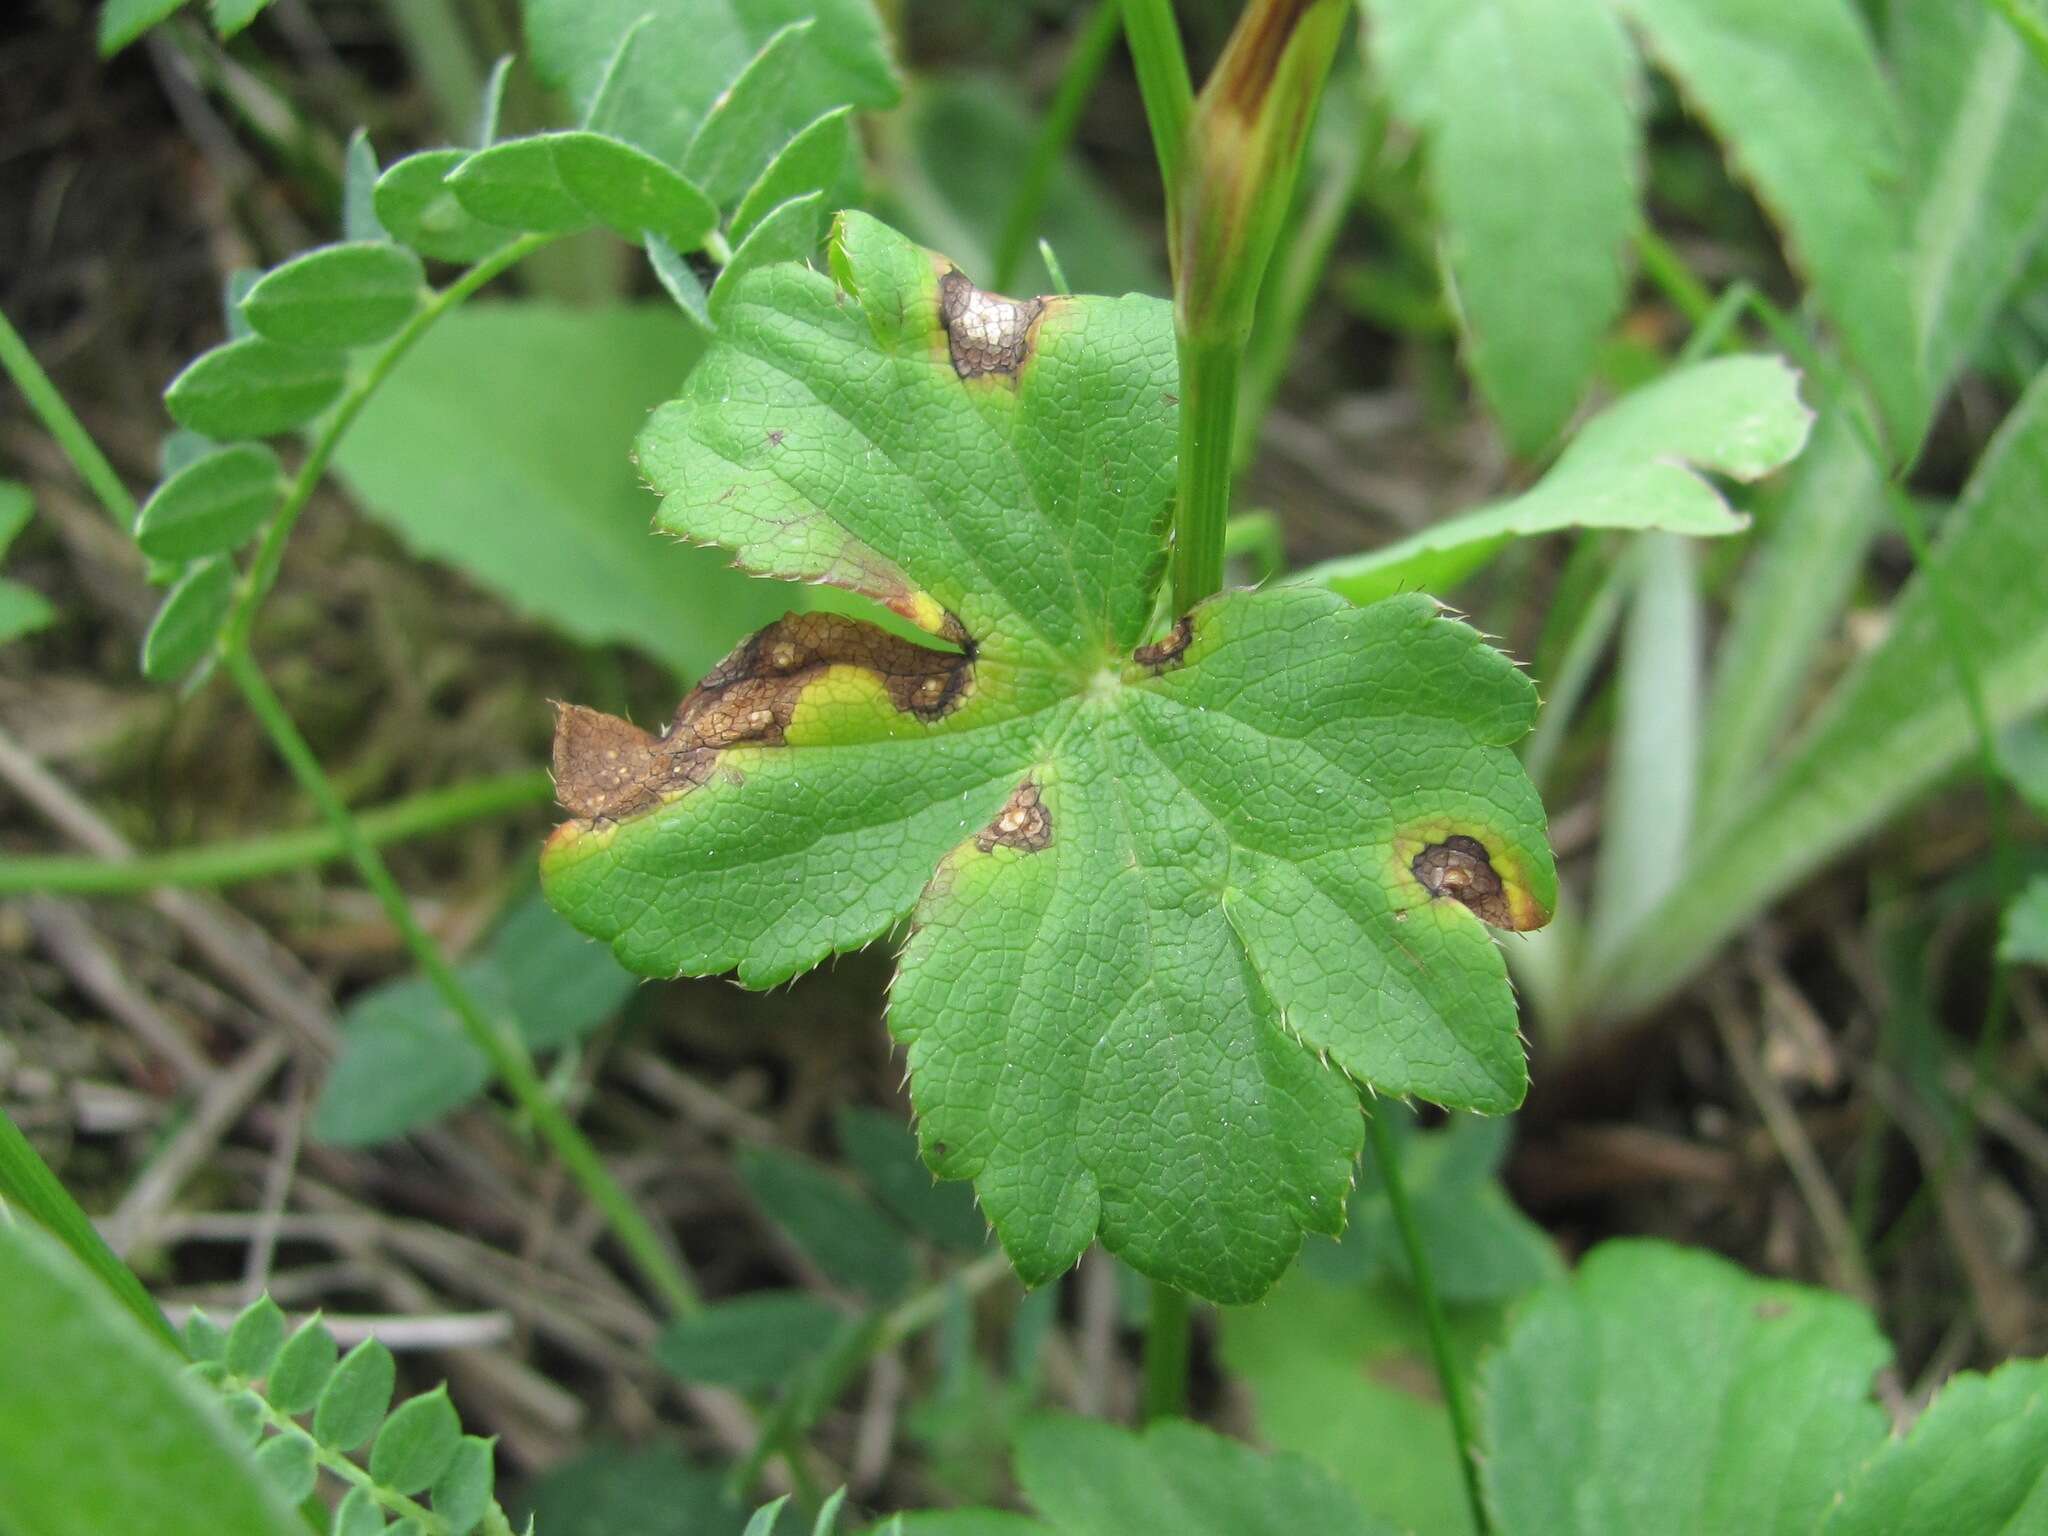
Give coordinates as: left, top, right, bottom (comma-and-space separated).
225, 1294, 287, 1380
1822, 1360, 2048, 1535
141, 556, 235, 681
332, 1485, 385, 1536
731, 107, 855, 246
253, 1429, 319, 1505
522, 0, 899, 166
266, 1315, 339, 1415
540, 213, 1556, 1304
165, 337, 347, 439
710, 193, 826, 318
449, 132, 718, 251
431, 1435, 497, 1536
375, 151, 509, 265
370, 1385, 461, 1494
1362, 0, 1641, 454
242, 243, 424, 350
682, 21, 818, 209
314, 1337, 396, 1453
1614, 0, 1924, 452
135, 443, 281, 561
0, 1220, 304, 1536
1297, 355, 1813, 605
1481, 1240, 1891, 1536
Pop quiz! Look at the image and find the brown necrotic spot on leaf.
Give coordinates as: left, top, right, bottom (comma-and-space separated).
550, 613, 973, 825
938, 269, 1045, 379
1411, 834, 1514, 928
975, 778, 1051, 853
1133, 616, 1194, 671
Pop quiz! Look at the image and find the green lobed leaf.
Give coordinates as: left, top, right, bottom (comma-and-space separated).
134, 442, 282, 561
837, 1105, 987, 1252
225, 1294, 288, 1380
0, 1220, 304, 1536
1822, 1359, 2048, 1535
430, 1435, 497, 1536
522, 0, 899, 167
540, 213, 1557, 1303
330, 301, 800, 676
242, 243, 424, 350
164, 336, 347, 439
1221, 1272, 1507, 1536
369, 1385, 461, 1495
1362, 0, 1642, 453
654, 1291, 848, 1390
1596, 361, 2048, 1017
731, 107, 855, 246
1295, 355, 1813, 606
266, 1315, 339, 1415
313, 1337, 396, 1453
374, 151, 509, 265
1480, 1240, 1891, 1535
141, 556, 235, 681
737, 1145, 915, 1302
1614, 0, 1924, 452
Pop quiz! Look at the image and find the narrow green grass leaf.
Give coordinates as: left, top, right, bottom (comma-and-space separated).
243, 243, 422, 351
680, 21, 817, 210
1481, 1240, 1891, 1535
313, 1337, 396, 1453
430, 1435, 497, 1536
141, 556, 235, 681
370, 1385, 461, 1495
265, 1315, 338, 1415
164, 337, 347, 439
135, 442, 282, 561
0, 1221, 303, 1536
1296, 355, 1812, 605
375, 151, 508, 265
744, 1496, 791, 1536
1615, 0, 1924, 452
730, 106, 855, 245
1362, 0, 1641, 452
654, 1291, 846, 1390
811, 1488, 849, 1536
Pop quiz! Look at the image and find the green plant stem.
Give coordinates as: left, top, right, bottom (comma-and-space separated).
1170, 334, 1239, 611
1986, 0, 2048, 76
223, 648, 698, 1319
1364, 1104, 1491, 1536
0, 1108, 178, 1349
223, 233, 551, 654
1119, 0, 1195, 238
0, 306, 141, 530
0, 769, 551, 895
1140, 1280, 1193, 1422
992, 0, 1122, 292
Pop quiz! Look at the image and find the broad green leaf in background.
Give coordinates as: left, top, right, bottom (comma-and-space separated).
737, 1145, 914, 1303
517, 1443, 745, 1536
656, 1291, 848, 1390
1615, 0, 1924, 451
1595, 362, 2048, 1019
1220, 1271, 1512, 1536
2001, 875, 2048, 968
1822, 1360, 2048, 1535
884, 79, 1160, 300
540, 213, 1556, 1303
836, 1105, 987, 1253
1361, 0, 1642, 454
521, 0, 900, 167
331, 301, 798, 677
1295, 355, 1812, 606
240, 243, 425, 351
0, 480, 56, 647
163, 336, 347, 440
133, 444, 283, 562
311, 892, 636, 1146
899, 1417, 1393, 1536
1481, 1241, 1891, 1536
0, 1222, 302, 1536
